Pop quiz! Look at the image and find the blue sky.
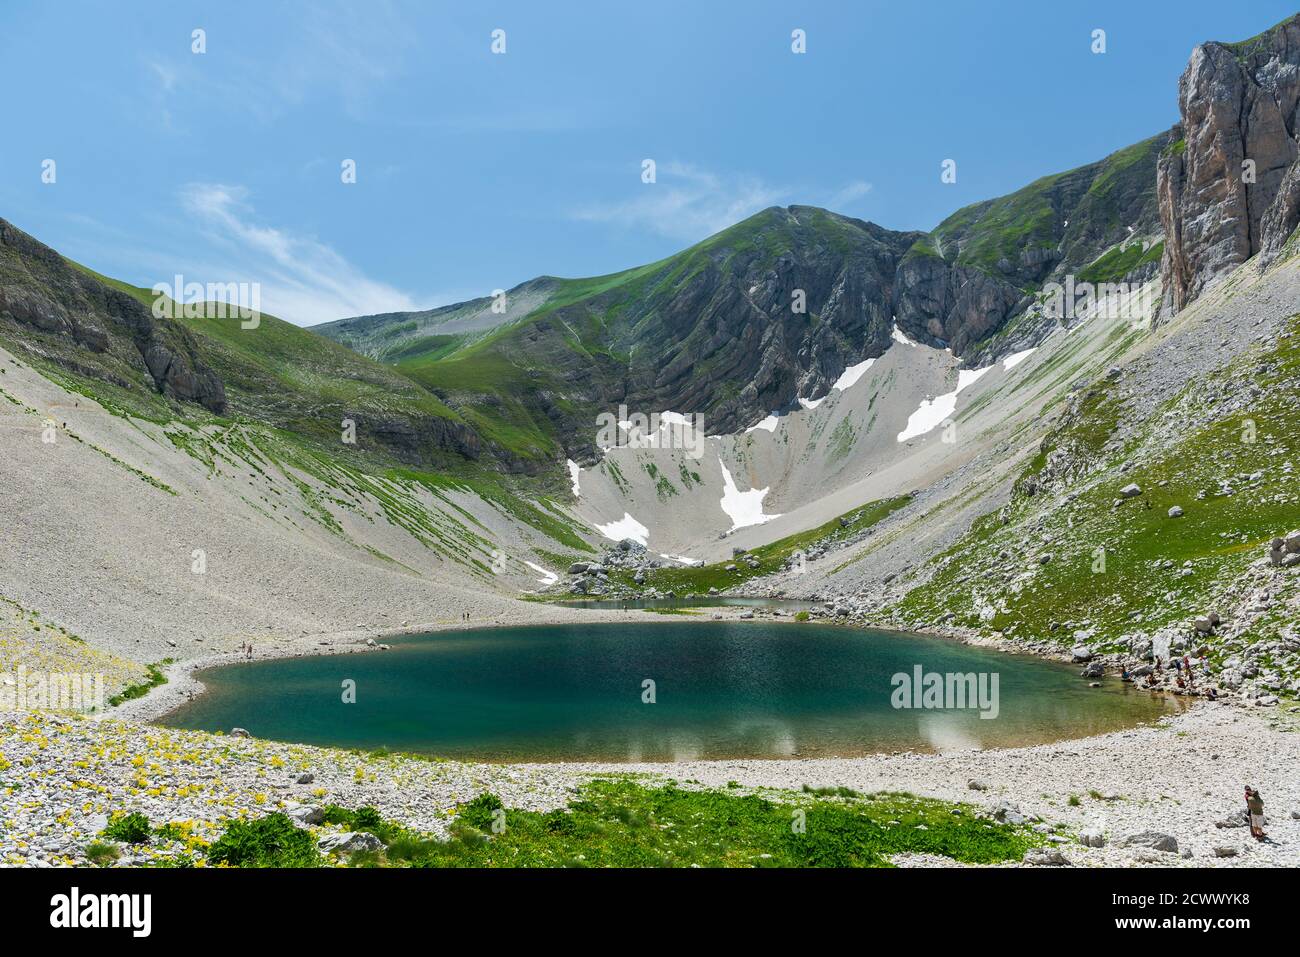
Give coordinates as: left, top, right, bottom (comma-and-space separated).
1, 1, 1294, 325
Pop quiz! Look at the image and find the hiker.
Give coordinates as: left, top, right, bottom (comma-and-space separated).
1121, 666, 1131, 681
1207, 686, 1218, 701
1246, 787, 1266, 840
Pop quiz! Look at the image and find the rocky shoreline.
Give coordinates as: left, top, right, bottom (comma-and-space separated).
1, 598, 1295, 868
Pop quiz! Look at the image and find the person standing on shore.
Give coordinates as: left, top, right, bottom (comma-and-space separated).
1246, 787, 1266, 840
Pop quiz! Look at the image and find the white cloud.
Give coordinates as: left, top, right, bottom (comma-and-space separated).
573, 162, 787, 243
572, 162, 874, 243
146, 60, 177, 93
829, 180, 873, 208
178, 183, 421, 325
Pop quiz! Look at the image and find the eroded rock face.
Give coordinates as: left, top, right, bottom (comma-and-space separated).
0, 218, 227, 414
1158, 15, 1300, 314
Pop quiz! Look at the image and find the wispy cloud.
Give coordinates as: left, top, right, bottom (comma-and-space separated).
178, 183, 421, 325
571, 162, 786, 242
828, 179, 873, 208
571, 162, 873, 242
140, 1, 416, 126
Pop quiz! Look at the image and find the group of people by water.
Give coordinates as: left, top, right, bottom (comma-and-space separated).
1120, 653, 1219, 699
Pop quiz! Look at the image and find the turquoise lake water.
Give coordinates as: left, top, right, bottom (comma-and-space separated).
158, 621, 1177, 761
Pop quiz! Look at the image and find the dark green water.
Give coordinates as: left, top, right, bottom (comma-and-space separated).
159, 622, 1177, 762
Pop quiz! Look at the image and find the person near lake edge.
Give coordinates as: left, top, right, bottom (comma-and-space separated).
1246, 787, 1266, 840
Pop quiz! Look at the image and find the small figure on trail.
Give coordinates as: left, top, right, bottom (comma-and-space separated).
1246, 787, 1266, 840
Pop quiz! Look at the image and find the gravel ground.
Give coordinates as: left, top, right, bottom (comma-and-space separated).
2, 686, 1295, 868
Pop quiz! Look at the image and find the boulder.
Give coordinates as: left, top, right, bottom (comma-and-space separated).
319, 831, 384, 854
1120, 483, 1142, 498
229, 728, 251, 738
295, 772, 315, 785
1214, 809, 1249, 829
1070, 646, 1094, 663
1078, 829, 1106, 848
988, 801, 1025, 825
1120, 831, 1178, 853
1081, 662, 1104, 678
1213, 846, 1239, 858
967, 779, 989, 791
1023, 847, 1070, 866
1168, 505, 1184, 518
287, 806, 324, 827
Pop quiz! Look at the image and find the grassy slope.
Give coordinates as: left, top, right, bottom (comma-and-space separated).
892, 315, 1300, 672
918, 134, 1166, 284
67, 263, 464, 441
21, 264, 599, 575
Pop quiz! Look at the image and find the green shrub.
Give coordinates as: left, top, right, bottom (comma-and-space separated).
319, 804, 394, 842
206, 813, 321, 868
102, 812, 151, 845
457, 793, 504, 831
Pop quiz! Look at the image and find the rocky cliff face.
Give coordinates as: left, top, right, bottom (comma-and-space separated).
901, 134, 1169, 361
0, 219, 227, 413
1158, 15, 1300, 313
613, 207, 922, 422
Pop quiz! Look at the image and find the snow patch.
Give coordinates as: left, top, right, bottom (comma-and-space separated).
744, 414, 780, 434
832, 357, 876, 392
566, 459, 581, 495
717, 459, 780, 530
1002, 348, 1036, 371
523, 561, 558, 586
659, 553, 703, 566
797, 396, 826, 410
896, 366, 992, 442
593, 512, 650, 546
891, 323, 919, 347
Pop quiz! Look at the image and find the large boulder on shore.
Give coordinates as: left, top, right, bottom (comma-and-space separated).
1120, 831, 1178, 853
319, 832, 384, 854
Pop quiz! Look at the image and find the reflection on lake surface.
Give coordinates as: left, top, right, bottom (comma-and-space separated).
159, 622, 1181, 762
